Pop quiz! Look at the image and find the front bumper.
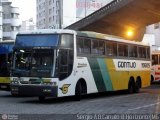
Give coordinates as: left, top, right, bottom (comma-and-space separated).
10, 84, 58, 97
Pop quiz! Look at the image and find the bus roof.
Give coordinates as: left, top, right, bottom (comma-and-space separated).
17, 29, 149, 46
0, 40, 15, 44
77, 31, 150, 46
17, 29, 76, 35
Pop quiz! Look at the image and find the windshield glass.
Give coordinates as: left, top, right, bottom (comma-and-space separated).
12, 49, 54, 77
15, 34, 59, 47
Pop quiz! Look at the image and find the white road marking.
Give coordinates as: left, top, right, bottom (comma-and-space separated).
88, 93, 149, 103
155, 96, 160, 114
128, 102, 160, 111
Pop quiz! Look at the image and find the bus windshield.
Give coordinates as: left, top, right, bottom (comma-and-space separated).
12, 49, 54, 78
0, 43, 14, 77
15, 34, 59, 47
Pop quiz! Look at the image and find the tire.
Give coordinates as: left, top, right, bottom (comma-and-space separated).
134, 81, 140, 93
75, 82, 82, 101
128, 81, 134, 94
38, 96, 45, 102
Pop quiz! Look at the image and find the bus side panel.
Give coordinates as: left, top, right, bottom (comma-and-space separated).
139, 71, 150, 88
88, 58, 129, 92
57, 57, 99, 97
0, 77, 10, 84
97, 58, 113, 91
105, 59, 129, 91
87, 57, 107, 92
0, 77, 10, 89
88, 58, 150, 92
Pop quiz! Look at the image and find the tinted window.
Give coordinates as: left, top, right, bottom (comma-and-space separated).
106, 41, 117, 56
146, 47, 150, 59
91, 40, 99, 54
129, 45, 137, 57
16, 34, 59, 47
76, 37, 91, 54
138, 47, 146, 58
91, 40, 105, 55
77, 37, 83, 53
118, 44, 128, 57
60, 34, 73, 48
98, 41, 105, 55
83, 38, 91, 53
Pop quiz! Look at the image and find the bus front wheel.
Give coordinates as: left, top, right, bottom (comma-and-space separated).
75, 80, 87, 101
75, 82, 82, 101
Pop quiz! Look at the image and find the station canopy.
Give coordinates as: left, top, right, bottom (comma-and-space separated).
66, 0, 160, 41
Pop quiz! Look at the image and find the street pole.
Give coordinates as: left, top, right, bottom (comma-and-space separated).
85, 0, 86, 17
59, 0, 62, 29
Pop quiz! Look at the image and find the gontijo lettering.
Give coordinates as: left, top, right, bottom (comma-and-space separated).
118, 61, 136, 68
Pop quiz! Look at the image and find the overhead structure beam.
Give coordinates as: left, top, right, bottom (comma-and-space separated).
66, 0, 160, 41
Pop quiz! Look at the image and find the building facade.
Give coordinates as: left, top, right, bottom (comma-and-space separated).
1, 0, 21, 40
20, 18, 36, 31
0, 0, 3, 41
36, 0, 61, 29
76, 0, 113, 21
146, 23, 160, 46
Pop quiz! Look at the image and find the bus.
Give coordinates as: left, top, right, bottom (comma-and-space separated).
10, 29, 151, 101
151, 46, 160, 83
0, 40, 14, 90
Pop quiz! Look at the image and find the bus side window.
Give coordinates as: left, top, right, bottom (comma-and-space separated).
106, 41, 117, 56
83, 38, 91, 54
118, 44, 128, 57
76, 37, 83, 54
58, 49, 73, 80
98, 41, 105, 55
129, 45, 137, 58
138, 47, 146, 58
146, 47, 150, 59
91, 40, 99, 54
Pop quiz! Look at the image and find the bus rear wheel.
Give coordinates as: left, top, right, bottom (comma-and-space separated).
134, 79, 141, 93
128, 78, 135, 94
134, 77, 141, 93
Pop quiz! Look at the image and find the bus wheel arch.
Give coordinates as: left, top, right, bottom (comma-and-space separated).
128, 77, 135, 94
75, 78, 87, 101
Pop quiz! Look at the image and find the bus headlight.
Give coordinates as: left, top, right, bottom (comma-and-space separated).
11, 81, 19, 84
11, 77, 23, 84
